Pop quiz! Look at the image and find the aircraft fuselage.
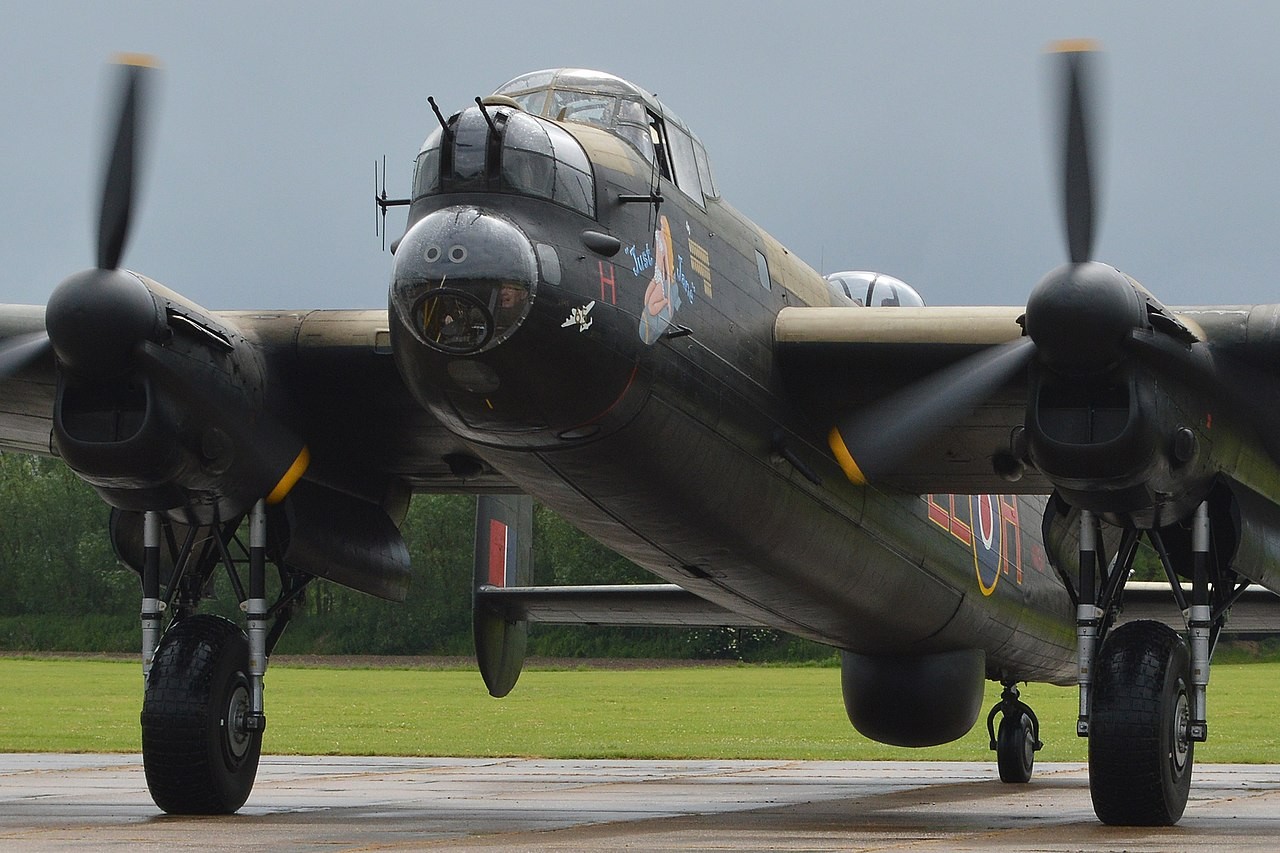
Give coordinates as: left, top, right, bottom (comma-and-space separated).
388, 85, 1077, 685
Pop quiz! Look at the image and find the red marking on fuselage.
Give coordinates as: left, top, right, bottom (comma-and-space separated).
998, 495, 1022, 582
488, 519, 508, 587
925, 494, 1025, 587
1030, 542, 1047, 573
599, 261, 617, 305
926, 494, 973, 546
927, 494, 950, 530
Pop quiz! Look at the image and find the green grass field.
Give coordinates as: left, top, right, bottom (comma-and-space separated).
1, 658, 1277, 763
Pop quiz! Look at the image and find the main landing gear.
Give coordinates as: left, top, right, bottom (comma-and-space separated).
1069, 501, 1246, 825
129, 500, 312, 814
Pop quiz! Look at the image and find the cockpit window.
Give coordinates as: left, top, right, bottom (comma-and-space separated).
693, 140, 717, 198
492, 68, 717, 201
506, 89, 549, 115
870, 279, 925, 307
666, 123, 703, 203
615, 99, 653, 157
503, 70, 557, 92
549, 89, 615, 124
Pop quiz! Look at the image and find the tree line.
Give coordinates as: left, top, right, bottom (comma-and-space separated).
0, 453, 826, 661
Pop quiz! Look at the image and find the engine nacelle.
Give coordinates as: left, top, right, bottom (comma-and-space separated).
53, 292, 305, 524
840, 648, 985, 747
1025, 360, 1215, 528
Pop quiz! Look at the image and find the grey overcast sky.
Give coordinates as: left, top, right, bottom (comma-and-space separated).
2, 1, 1277, 310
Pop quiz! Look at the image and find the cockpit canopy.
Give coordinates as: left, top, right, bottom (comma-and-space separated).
494, 68, 718, 202
826, 271, 925, 307
496, 69, 656, 156
412, 69, 718, 218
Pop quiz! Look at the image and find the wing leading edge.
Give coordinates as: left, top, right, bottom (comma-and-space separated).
775, 305, 1045, 495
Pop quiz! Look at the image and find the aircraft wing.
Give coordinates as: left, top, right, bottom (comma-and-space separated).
0, 304, 514, 492
775, 305, 1048, 495
223, 308, 514, 493
0, 305, 56, 455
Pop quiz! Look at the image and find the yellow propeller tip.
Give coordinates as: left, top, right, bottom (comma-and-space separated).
266, 446, 311, 505
1047, 38, 1100, 55
827, 427, 868, 486
113, 52, 161, 69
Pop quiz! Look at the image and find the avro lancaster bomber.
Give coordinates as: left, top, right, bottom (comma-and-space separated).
2, 47, 1278, 826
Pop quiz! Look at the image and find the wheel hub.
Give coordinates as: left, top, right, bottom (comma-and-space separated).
1171, 689, 1191, 773
224, 683, 252, 761
1019, 717, 1036, 769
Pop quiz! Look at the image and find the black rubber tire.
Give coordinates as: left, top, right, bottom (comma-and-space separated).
141, 615, 262, 814
996, 712, 1035, 784
1088, 620, 1193, 826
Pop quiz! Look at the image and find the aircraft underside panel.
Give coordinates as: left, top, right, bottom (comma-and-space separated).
468, 389, 1076, 685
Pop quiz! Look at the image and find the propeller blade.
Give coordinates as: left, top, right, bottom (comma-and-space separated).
97, 55, 157, 271
1053, 40, 1099, 265
0, 331, 52, 379
829, 338, 1035, 485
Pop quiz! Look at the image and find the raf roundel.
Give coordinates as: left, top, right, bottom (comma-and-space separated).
972, 495, 1001, 596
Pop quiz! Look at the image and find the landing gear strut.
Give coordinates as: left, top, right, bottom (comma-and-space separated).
1065, 499, 1247, 825
986, 683, 1042, 784
131, 500, 311, 814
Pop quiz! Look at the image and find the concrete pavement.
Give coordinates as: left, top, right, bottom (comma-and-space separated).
2, 755, 1279, 851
